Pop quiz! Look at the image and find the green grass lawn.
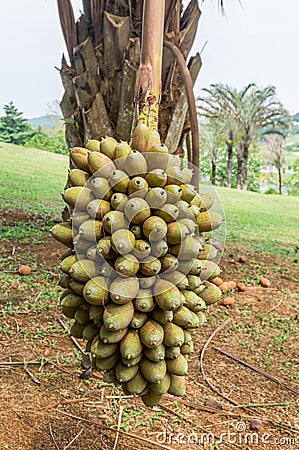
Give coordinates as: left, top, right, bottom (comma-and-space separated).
216, 186, 299, 257
0, 142, 298, 256
0, 142, 68, 217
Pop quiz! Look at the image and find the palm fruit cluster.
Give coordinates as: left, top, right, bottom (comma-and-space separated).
52, 123, 223, 407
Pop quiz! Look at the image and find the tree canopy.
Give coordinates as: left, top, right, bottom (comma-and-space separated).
0, 102, 35, 145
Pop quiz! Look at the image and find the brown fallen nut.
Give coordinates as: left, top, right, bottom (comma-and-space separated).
219, 281, 230, 292
227, 281, 237, 290
222, 297, 234, 306
238, 256, 247, 263
260, 277, 270, 288
210, 276, 223, 286
204, 398, 223, 410
237, 282, 246, 292
18, 266, 32, 276
250, 418, 263, 431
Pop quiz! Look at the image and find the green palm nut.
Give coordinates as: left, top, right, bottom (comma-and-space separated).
196, 311, 207, 326
180, 341, 194, 355
161, 271, 188, 290
124, 149, 147, 177
141, 391, 161, 407
145, 187, 167, 209
100, 136, 117, 159
59, 274, 71, 289
180, 184, 197, 202
145, 143, 169, 171
172, 306, 195, 328
95, 352, 120, 371
144, 343, 165, 362
197, 243, 218, 260
109, 169, 130, 193
103, 301, 134, 331
199, 260, 221, 281
60, 254, 78, 274
68, 168, 90, 187
160, 254, 179, 273
86, 138, 100, 152
79, 219, 103, 241
122, 353, 142, 367
199, 281, 222, 305
140, 319, 164, 349
110, 192, 127, 211
128, 176, 148, 197
132, 239, 151, 260
87, 199, 111, 219
165, 346, 181, 360
69, 259, 100, 283
138, 276, 156, 289
103, 211, 128, 234
51, 222, 73, 248
163, 322, 184, 347
175, 200, 194, 220
72, 213, 90, 228
103, 368, 118, 384
96, 236, 117, 259
166, 222, 189, 245
154, 203, 179, 223
150, 239, 168, 257
140, 358, 167, 383
86, 245, 98, 261
74, 308, 91, 325
115, 360, 139, 383
130, 224, 143, 240
178, 258, 202, 276
114, 141, 132, 171
150, 307, 173, 325
140, 256, 161, 276
125, 371, 148, 395
82, 323, 99, 341
164, 184, 182, 202
83, 276, 109, 305
120, 330, 143, 361
114, 254, 139, 277
134, 289, 155, 312
109, 276, 139, 304
168, 374, 186, 397
70, 147, 90, 172
62, 186, 94, 210
100, 325, 128, 344
186, 275, 202, 291
153, 279, 182, 311
111, 229, 135, 254
178, 218, 197, 235
130, 311, 147, 329
145, 169, 167, 188
70, 322, 85, 339
148, 373, 170, 395
89, 305, 104, 325
142, 216, 167, 241
166, 354, 188, 376
60, 292, 83, 309
90, 335, 118, 358
91, 177, 113, 201
182, 290, 205, 312
124, 198, 151, 224
196, 211, 223, 232
88, 152, 116, 178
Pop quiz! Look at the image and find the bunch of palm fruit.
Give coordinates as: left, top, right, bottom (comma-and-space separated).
52, 124, 223, 407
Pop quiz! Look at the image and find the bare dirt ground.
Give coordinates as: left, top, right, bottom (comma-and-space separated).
0, 210, 298, 450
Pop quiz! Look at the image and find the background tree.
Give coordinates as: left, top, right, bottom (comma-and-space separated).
267, 135, 286, 195
199, 121, 224, 185
0, 102, 35, 145
198, 83, 289, 190
197, 84, 240, 188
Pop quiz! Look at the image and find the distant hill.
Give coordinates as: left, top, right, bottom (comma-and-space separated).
28, 114, 63, 131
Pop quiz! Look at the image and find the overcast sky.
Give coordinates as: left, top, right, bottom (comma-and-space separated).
0, 0, 298, 118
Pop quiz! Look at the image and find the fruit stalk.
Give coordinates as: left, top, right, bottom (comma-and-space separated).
134, 0, 165, 130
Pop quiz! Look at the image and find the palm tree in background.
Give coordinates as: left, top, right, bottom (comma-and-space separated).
197, 83, 289, 190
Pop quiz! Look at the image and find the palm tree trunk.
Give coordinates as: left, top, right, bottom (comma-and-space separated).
226, 132, 233, 188
236, 149, 243, 190
211, 146, 216, 185
241, 141, 250, 191
278, 167, 282, 194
